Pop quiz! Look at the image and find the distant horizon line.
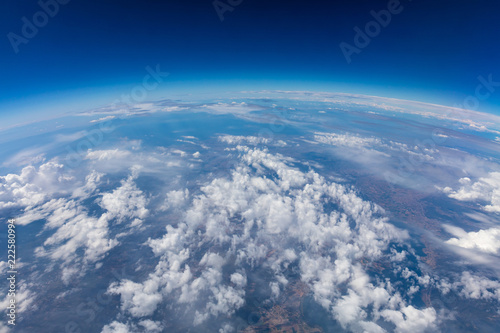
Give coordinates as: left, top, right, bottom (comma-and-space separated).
1, 89, 499, 133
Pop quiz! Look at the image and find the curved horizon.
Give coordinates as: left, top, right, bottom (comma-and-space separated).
3, 86, 500, 132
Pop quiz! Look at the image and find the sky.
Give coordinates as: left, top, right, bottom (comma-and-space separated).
1, 0, 500, 126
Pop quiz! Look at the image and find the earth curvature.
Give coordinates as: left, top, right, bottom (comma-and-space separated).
1, 90, 500, 333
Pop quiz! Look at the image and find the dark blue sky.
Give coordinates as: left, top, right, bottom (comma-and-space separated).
1, 0, 500, 124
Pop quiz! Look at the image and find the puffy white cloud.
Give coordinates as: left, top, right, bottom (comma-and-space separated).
197, 285, 245, 325
0, 282, 36, 315
107, 280, 163, 317
161, 188, 189, 210
381, 306, 437, 333
109, 224, 192, 317
269, 281, 280, 299
314, 132, 382, 149
0, 163, 102, 227
34, 199, 118, 278
444, 225, 500, 254
458, 272, 500, 301
436, 271, 500, 305
0, 161, 74, 210
219, 323, 234, 333
101, 321, 133, 333
230, 273, 246, 288
138, 320, 163, 332
219, 135, 270, 145
218, 135, 286, 147
85, 149, 132, 161
442, 172, 500, 212
72, 170, 104, 199
99, 173, 149, 225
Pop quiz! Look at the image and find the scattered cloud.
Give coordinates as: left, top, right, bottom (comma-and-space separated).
441, 172, 500, 212
99, 172, 149, 225
202, 102, 263, 115
444, 224, 500, 254
0, 159, 151, 283
33, 198, 119, 282
314, 132, 436, 161
105, 144, 443, 332
314, 132, 382, 149
218, 135, 287, 147
437, 271, 500, 303
86, 149, 132, 161
381, 305, 437, 333
0, 161, 75, 211
90, 116, 116, 123
101, 321, 133, 333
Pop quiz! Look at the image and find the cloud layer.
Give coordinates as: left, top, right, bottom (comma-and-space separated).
104, 145, 443, 332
